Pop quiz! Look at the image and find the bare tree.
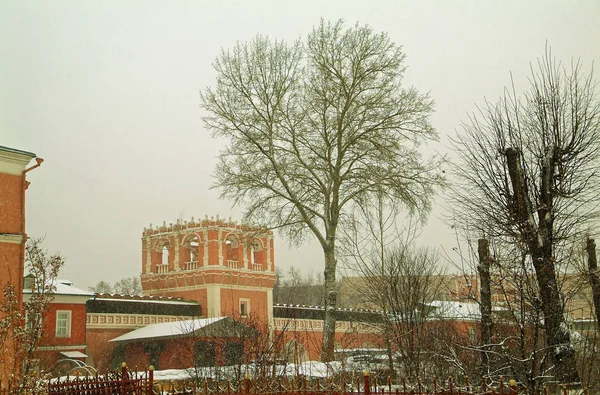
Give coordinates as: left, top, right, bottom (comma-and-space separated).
449, 48, 600, 383
89, 276, 142, 295
274, 266, 326, 306
0, 237, 64, 393
341, 208, 444, 378
113, 276, 142, 295
374, 246, 444, 378
201, 20, 443, 360
89, 280, 113, 294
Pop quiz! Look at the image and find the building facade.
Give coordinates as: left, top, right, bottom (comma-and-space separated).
0, 145, 40, 383
23, 279, 94, 373
140, 217, 275, 322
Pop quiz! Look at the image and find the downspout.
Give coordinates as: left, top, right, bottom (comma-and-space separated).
19, 157, 43, 306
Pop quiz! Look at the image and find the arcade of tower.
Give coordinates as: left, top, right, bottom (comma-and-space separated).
140, 217, 276, 323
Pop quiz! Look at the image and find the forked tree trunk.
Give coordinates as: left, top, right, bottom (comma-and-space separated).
504, 148, 579, 384
477, 238, 493, 376
320, 247, 337, 362
586, 238, 600, 330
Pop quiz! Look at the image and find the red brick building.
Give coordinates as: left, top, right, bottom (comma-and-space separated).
23, 279, 93, 371
0, 145, 40, 382
85, 295, 201, 371
140, 217, 275, 323
83, 218, 385, 371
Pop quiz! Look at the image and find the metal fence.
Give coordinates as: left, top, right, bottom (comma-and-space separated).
0, 368, 587, 395
0, 364, 153, 395
151, 373, 579, 395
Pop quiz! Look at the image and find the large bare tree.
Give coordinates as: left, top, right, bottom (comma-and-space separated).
201, 20, 443, 361
450, 50, 600, 383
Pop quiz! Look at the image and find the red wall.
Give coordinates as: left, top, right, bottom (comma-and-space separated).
0, 173, 22, 234
0, 171, 27, 384
86, 328, 132, 372
220, 289, 269, 322
40, 303, 87, 347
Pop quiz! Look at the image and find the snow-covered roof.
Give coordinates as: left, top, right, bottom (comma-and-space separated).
93, 297, 197, 306
427, 300, 481, 321
23, 278, 94, 297
274, 303, 380, 313
110, 317, 228, 342
54, 279, 94, 296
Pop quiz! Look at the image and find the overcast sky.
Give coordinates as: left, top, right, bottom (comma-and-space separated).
2, 1, 599, 290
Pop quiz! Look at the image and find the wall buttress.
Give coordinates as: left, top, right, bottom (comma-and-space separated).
243, 244, 249, 269
218, 228, 223, 266
145, 237, 152, 274
174, 234, 180, 270
202, 230, 209, 267
266, 235, 272, 272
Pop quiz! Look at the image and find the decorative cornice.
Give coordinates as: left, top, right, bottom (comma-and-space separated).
86, 313, 183, 329
37, 344, 86, 351
0, 233, 24, 244
273, 317, 378, 334
0, 146, 35, 176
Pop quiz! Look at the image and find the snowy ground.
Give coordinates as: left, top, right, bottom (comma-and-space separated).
150, 360, 343, 382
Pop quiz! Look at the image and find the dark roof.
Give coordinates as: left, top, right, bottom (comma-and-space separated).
273, 304, 383, 323
87, 297, 201, 317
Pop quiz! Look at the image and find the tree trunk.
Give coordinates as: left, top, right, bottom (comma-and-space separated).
504, 148, 579, 384
320, 247, 337, 362
586, 238, 600, 330
477, 238, 493, 376
530, 245, 578, 383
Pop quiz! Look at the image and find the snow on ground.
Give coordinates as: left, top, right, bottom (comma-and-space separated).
148, 361, 345, 382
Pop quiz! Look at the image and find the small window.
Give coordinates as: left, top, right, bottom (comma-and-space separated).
56, 310, 72, 338
239, 299, 250, 318
195, 341, 215, 367
468, 326, 476, 344
25, 311, 42, 331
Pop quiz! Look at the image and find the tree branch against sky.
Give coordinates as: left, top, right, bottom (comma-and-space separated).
201, 19, 444, 361
449, 48, 600, 384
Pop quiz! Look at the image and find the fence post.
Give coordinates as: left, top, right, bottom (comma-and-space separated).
121, 362, 128, 395
244, 373, 250, 394
363, 371, 370, 395
509, 379, 517, 395
433, 376, 438, 395
448, 376, 453, 395
148, 365, 154, 394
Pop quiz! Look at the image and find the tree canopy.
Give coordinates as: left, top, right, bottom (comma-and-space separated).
202, 19, 443, 360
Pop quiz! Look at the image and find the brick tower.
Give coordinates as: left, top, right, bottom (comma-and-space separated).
140, 216, 275, 322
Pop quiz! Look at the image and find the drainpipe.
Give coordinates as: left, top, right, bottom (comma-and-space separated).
19, 157, 43, 306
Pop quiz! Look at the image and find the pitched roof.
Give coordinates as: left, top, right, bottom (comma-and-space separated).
23, 278, 94, 297
427, 300, 482, 321
109, 316, 253, 343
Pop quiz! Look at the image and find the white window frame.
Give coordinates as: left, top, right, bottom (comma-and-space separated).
25, 311, 42, 331
239, 298, 250, 318
56, 310, 72, 338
